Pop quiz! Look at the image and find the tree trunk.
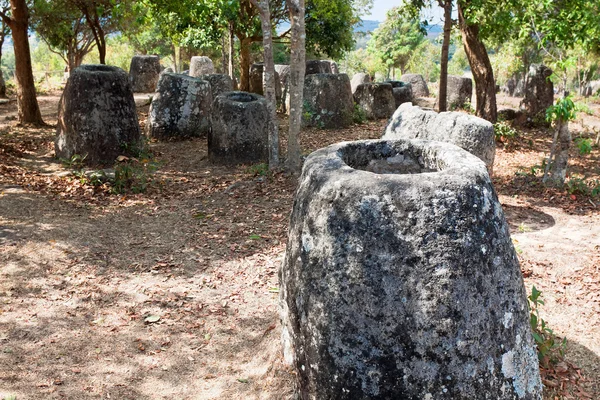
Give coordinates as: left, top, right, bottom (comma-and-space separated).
458, 2, 497, 123
438, 0, 452, 112
3, 0, 44, 125
286, 0, 305, 173
239, 37, 251, 91
228, 23, 234, 81
543, 119, 570, 187
250, 0, 279, 169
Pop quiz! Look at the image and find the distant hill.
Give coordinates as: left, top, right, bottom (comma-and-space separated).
354, 20, 380, 34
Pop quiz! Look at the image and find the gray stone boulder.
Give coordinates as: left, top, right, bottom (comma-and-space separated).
400, 73, 430, 97
129, 55, 161, 93
55, 65, 141, 165
521, 64, 553, 121
354, 82, 396, 120
198, 73, 233, 98
446, 75, 473, 109
351, 72, 371, 94
303, 74, 353, 129
275, 64, 291, 111
383, 103, 495, 170
306, 60, 333, 75
583, 80, 600, 97
281, 139, 542, 400
162, 67, 174, 74
146, 73, 212, 140
249, 63, 282, 105
209, 91, 269, 164
386, 80, 413, 108
189, 56, 215, 77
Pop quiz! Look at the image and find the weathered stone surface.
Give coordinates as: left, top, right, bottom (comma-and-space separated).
583, 80, 600, 97
498, 108, 521, 121
383, 103, 495, 170
303, 73, 353, 129
146, 73, 212, 140
386, 80, 413, 108
189, 56, 215, 77
400, 73, 430, 97
55, 65, 141, 165
199, 73, 233, 98
249, 63, 282, 104
522, 64, 553, 121
354, 82, 395, 120
129, 55, 161, 93
275, 64, 291, 111
162, 67, 174, 74
351, 73, 371, 94
209, 91, 269, 164
306, 60, 333, 75
281, 139, 542, 400
446, 75, 472, 109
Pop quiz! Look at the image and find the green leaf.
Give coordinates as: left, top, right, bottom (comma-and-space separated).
237, 378, 249, 383
249, 234, 261, 240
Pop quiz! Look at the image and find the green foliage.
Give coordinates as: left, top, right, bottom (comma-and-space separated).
112, 154, 159, 194
406, 41, 440, 83
367, 7, 426, 76
574, 101, 593, 115
84, 35, 135, 71
566, 175, 600, 197
352, 103, 367, 124
493, 121, 519, 142
528, 286, 567, 366
574, 137, 593, 155
448, 45, 470, 76
545, 96, 577, 123
246, 163, 269, 177
305, 0, 357, 59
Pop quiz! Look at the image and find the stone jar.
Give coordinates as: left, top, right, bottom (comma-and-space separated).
386, 80, 413, 108
383, 103, 495, 171
199, 73, 234, 98
446, 75, 473, 109
521, 64, 553, 124
189, 56, 215, 77
303, 73, 354, 129
400, 73, 430, 97
146, 73, 212, 140
55, 64, 141, 165
351, 72, 371, 95
129, 55, 161, 93
209, 91, 270, 164
354, 82, 396, 120
281, 139, 542, 400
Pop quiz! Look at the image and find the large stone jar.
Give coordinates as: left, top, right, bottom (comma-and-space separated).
128, 55, 161, 92
55, 64, 141, 165
146, 73, 212, 140
281, 139, 542, 400
354, 82, 396, 120
209, 91, 269, 164
303, 73, 354, 129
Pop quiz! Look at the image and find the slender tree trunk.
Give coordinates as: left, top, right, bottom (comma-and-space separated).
228, 23, 234, 80
239, 37, 251, 91
2, 0, 44, 125
543, 119, 570, 187
458, 2, 497, 122
438, 0, 452, 112
286, 0, 305, 173
221, 32, 227, 73
0, 24, 6, 98
250, 0, 279, 169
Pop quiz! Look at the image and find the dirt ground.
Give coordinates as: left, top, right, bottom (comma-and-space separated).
0, 92, 599, 399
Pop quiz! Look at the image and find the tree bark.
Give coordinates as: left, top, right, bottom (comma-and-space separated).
458, 2, 497, 123
2, 0, 44, 125
228, 22, 234, 81
543, 119, 570, 187
438, 0, 452, 112
250, 0, 279, 169
286, 0, 305, 173
239, 37, 251, 91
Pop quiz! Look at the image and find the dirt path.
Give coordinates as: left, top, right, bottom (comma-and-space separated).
0, 94, 599, 399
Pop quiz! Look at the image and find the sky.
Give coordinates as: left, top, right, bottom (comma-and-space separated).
363, 0, 447, 24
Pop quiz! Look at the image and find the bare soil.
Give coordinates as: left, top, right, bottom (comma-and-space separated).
0, 93, 598, 399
